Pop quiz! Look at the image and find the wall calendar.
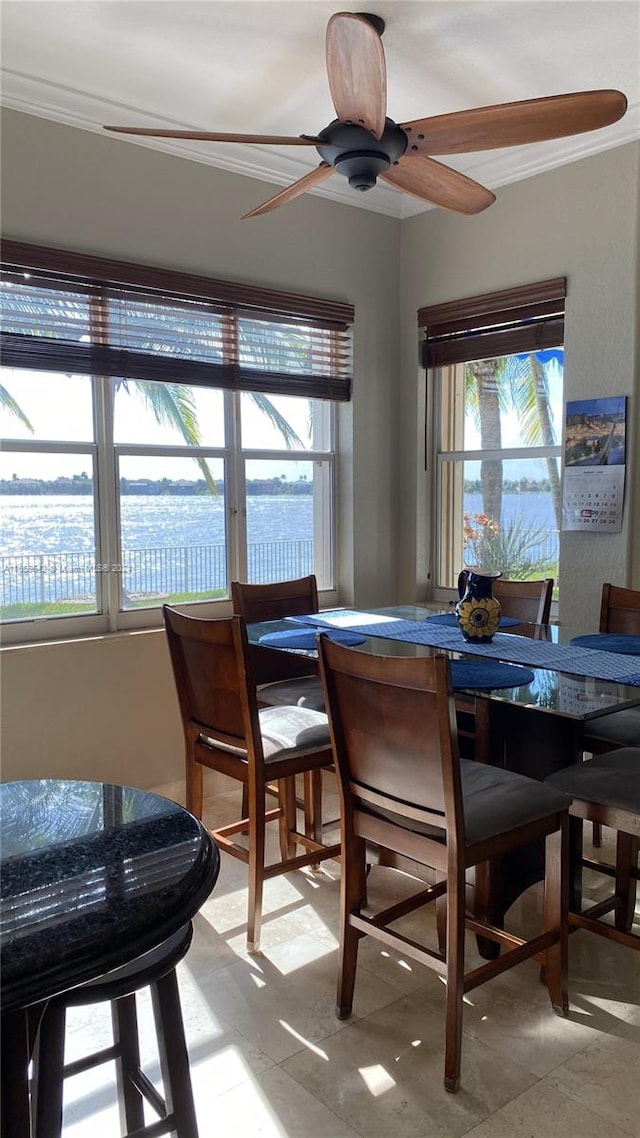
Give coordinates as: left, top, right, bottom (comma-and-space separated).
561, 395, 627, 532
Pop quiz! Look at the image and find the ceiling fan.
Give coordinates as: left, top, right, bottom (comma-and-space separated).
104, 10, 627, 219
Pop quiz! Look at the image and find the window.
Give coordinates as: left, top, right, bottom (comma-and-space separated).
420, 280, 565, 593
0, 242, 352, 641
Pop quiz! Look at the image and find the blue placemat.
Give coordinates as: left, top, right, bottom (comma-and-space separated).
450, 660, 534, 690
569, 633, 640, 655
427, 612, 522, 629
259, 628, 367, 650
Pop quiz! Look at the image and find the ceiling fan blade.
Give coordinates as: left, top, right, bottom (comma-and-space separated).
103, 126, 320, 145
399, 90, 627, 155
242, 163, 334, 219
381, 155, 495, 215
325, 12, 386, 140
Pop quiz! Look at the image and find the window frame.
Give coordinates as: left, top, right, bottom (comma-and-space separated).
419, 280, 566, 603
1, 244, 349, 644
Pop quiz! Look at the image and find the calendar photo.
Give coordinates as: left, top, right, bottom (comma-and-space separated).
564, 395, 627, 467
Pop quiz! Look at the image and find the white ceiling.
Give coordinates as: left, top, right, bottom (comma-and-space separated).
1, 1, 639, 219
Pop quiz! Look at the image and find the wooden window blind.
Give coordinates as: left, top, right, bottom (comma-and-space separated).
0, 241, 354, 402
418, 278, 566, 367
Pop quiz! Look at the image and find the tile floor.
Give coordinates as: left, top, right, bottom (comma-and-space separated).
57, 771, 639, 1138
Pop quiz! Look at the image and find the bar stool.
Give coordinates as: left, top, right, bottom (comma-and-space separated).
31, 923, 198, 1138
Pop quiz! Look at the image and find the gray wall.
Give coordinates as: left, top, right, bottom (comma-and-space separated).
398, 142, 640, 631
0, 109, 401, 785
1, 109, 638, 784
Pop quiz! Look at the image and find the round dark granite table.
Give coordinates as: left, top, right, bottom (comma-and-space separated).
0, 779, 219, 1138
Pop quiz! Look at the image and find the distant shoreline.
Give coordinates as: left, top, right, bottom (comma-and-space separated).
1, 478, 554, 497
0, 478, 314, 497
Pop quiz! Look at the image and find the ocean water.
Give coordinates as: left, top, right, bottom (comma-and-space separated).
0, 494, 314, 556
1, 491, 558, 604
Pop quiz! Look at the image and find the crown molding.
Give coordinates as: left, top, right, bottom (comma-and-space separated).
2, 74, 638, 221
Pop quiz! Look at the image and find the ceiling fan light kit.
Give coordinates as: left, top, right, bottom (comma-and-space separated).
103, 10, 627, 219
315, 118, 407, 191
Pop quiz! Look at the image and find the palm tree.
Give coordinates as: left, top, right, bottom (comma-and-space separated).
116, 379, 303, 494
1, 286, 307, 473
465, 357, 505, 523
1, 377, 304, 492
465, 350, 562, 527
507, 351, 562, 529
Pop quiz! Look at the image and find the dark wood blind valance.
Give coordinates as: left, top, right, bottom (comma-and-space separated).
0, 240, 354, 401
418, 278, 566, 368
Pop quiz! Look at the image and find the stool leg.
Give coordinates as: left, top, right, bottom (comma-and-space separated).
112, 993, 146, 1134
151, 969, 199, 1138
2, 1009, 32, 1138
31, 1002, 66, 1138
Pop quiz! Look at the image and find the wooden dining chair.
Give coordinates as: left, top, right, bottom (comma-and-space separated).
582, 584, 640, 754
581, 583, 640, 855
231, 575, 329, 843
454, 575, 554, 763
545, 747, 639, 950
231, 576, 325, 710
317, 636, 570, 1093
163, 606, 339, 951
599, 583, 640, 635
458, 571, 554, 628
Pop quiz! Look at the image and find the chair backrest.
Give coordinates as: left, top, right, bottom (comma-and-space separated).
231, 575, 319, 622
231, 576, 319, 685
163, 606, 261, 758
458, 573, 553, 625
317, 636, 464, 845
493, 577, 554, 624
599, 584, 640, 635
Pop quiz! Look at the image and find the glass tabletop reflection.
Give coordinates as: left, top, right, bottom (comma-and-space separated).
247, 603, 640, 723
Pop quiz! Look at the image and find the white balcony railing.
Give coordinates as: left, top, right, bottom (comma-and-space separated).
1, 539, 314, 610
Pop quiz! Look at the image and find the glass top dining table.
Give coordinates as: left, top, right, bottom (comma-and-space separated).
246, 603, 640, 725
247, 601, 639, 936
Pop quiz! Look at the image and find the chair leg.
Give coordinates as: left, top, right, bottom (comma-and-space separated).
542, 823, 569, 1016
303, 770, 324, 869
186, 751, 204, 821
336, 832, 366, 1019
443, 867, 465, 1093
111, 994, 146, 1135
306, 771, 323, 845
151, 969, 199, 1138
247, 782, 266, 953
278, 776, 297, 861
592, 820, 603, 847
615, 832, 639, 932
435, 871, 447, 956
31, 1002, 67, 1138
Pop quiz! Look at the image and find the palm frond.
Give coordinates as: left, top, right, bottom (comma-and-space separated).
133, 381, 219, 494
0, 383, 34, 432
248, 393, 305, 448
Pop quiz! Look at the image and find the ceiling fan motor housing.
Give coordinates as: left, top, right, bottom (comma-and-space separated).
316, 118, 407, 191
